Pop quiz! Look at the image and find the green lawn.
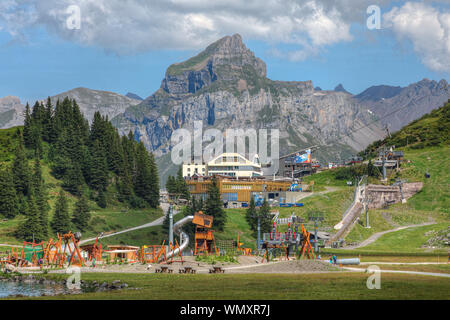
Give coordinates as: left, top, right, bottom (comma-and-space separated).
360, 223, 448, 254
346, 146, 449, 246
396, 146, 450, 214
91, 225, 167, 248
7, 272, 449, 300
215, 209, 256, 249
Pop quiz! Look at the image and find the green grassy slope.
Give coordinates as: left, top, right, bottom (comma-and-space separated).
343, 102, 450, 251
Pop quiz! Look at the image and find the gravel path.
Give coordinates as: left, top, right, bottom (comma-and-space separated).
343, 222, 436, 250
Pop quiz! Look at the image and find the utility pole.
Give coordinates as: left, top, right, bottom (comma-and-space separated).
308, 212, 324, 253
169, 204, 174, 244
394, 178, 408, 204
257, 216, 261, 250
250, 210, 262, 251
365, 198, 371, 228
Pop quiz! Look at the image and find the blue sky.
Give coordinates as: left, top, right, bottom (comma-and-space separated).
0, 0, 448, 103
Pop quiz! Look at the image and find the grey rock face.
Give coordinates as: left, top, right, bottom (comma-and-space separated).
126, 92, 144, 100
0, 96, 25, 129
334, 84, 351, 95
113, 34, 385, 166
160, 34, 266, 95
48, 87, 141, 123
355, 79, 449, 132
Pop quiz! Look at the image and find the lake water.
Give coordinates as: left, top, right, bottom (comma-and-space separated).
0, 281, 72, 298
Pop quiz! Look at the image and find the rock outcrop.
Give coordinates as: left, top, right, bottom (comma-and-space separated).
0, 96, 25, 129
48, 87, 141, 124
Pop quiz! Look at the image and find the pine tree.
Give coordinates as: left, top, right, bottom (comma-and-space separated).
32, 158, 49, 238
16, 195, 43, 242
89, 139, 108, 191
23, 103, 32, 148
72, 195, 91, 232
166, 176, 177, 194
258, 198, 273, 234
30, 123, 43, 156
0, 168, 19, 219
12, 135, 31, 196
246, 198, 271, 236
31, 157, 43, 191
96, 189, 107, 208
117, 168, 133, 203
148, 152, 160, 208
176, 166, 190, 200
62, 163, 84, 195
17, 193, 28, 216
42, 97, 54, 142
205, 176, 226, 231
134, 142, 152, 206
50, 191, 71, 235
245, 197, 257, 231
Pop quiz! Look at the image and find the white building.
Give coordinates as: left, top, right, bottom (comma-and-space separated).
183, 153, 262, 178
182, 161, 207, 178
183, 153, 262, 179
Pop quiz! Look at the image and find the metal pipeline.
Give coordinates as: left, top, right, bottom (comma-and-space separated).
335, 258, 360, 265
165, 215, 194, 259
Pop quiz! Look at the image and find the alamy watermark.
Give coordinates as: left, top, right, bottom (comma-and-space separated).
171, 121, 280, 175
66, 5, 81, 30
367, 5, 381, 30
366, 265, 381, 289
66, 266, 81, 290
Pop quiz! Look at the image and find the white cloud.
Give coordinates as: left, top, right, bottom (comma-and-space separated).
384, 2, 450, 72
0, 0, 355, 59
0, 0, 448, 70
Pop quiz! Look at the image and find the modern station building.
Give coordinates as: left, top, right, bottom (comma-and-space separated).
182, 152, 262, 178
185, 175, 292, 204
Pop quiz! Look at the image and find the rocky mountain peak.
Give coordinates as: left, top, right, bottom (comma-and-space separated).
125, 92, 143, 100
161, 34, 266, 95
0, 96, 22, 110
334, 83, 351, 94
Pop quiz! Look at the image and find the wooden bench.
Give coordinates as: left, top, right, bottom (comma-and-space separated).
155, 266, 172, 273
179, 266, 196, 274
209, 266, 225, 274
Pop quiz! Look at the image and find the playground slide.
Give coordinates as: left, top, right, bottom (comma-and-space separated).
166, 215, 194, 259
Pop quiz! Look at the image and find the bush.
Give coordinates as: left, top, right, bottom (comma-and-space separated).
195, 254, 238, 264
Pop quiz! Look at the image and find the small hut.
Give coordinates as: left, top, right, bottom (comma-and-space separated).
105, 245, 139, 263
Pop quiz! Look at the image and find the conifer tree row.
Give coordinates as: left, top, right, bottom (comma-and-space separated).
165, 166, 190, 200
22, 97, 160, 209
0, 96, 161, 242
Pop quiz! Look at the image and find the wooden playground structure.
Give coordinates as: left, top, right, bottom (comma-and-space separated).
139, 239, 184, 264
193, 211, 218, 256
260, 221, 315, 263
80, 236, 102, 263
236, 235, 253, 256
1, 231, 86, 269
